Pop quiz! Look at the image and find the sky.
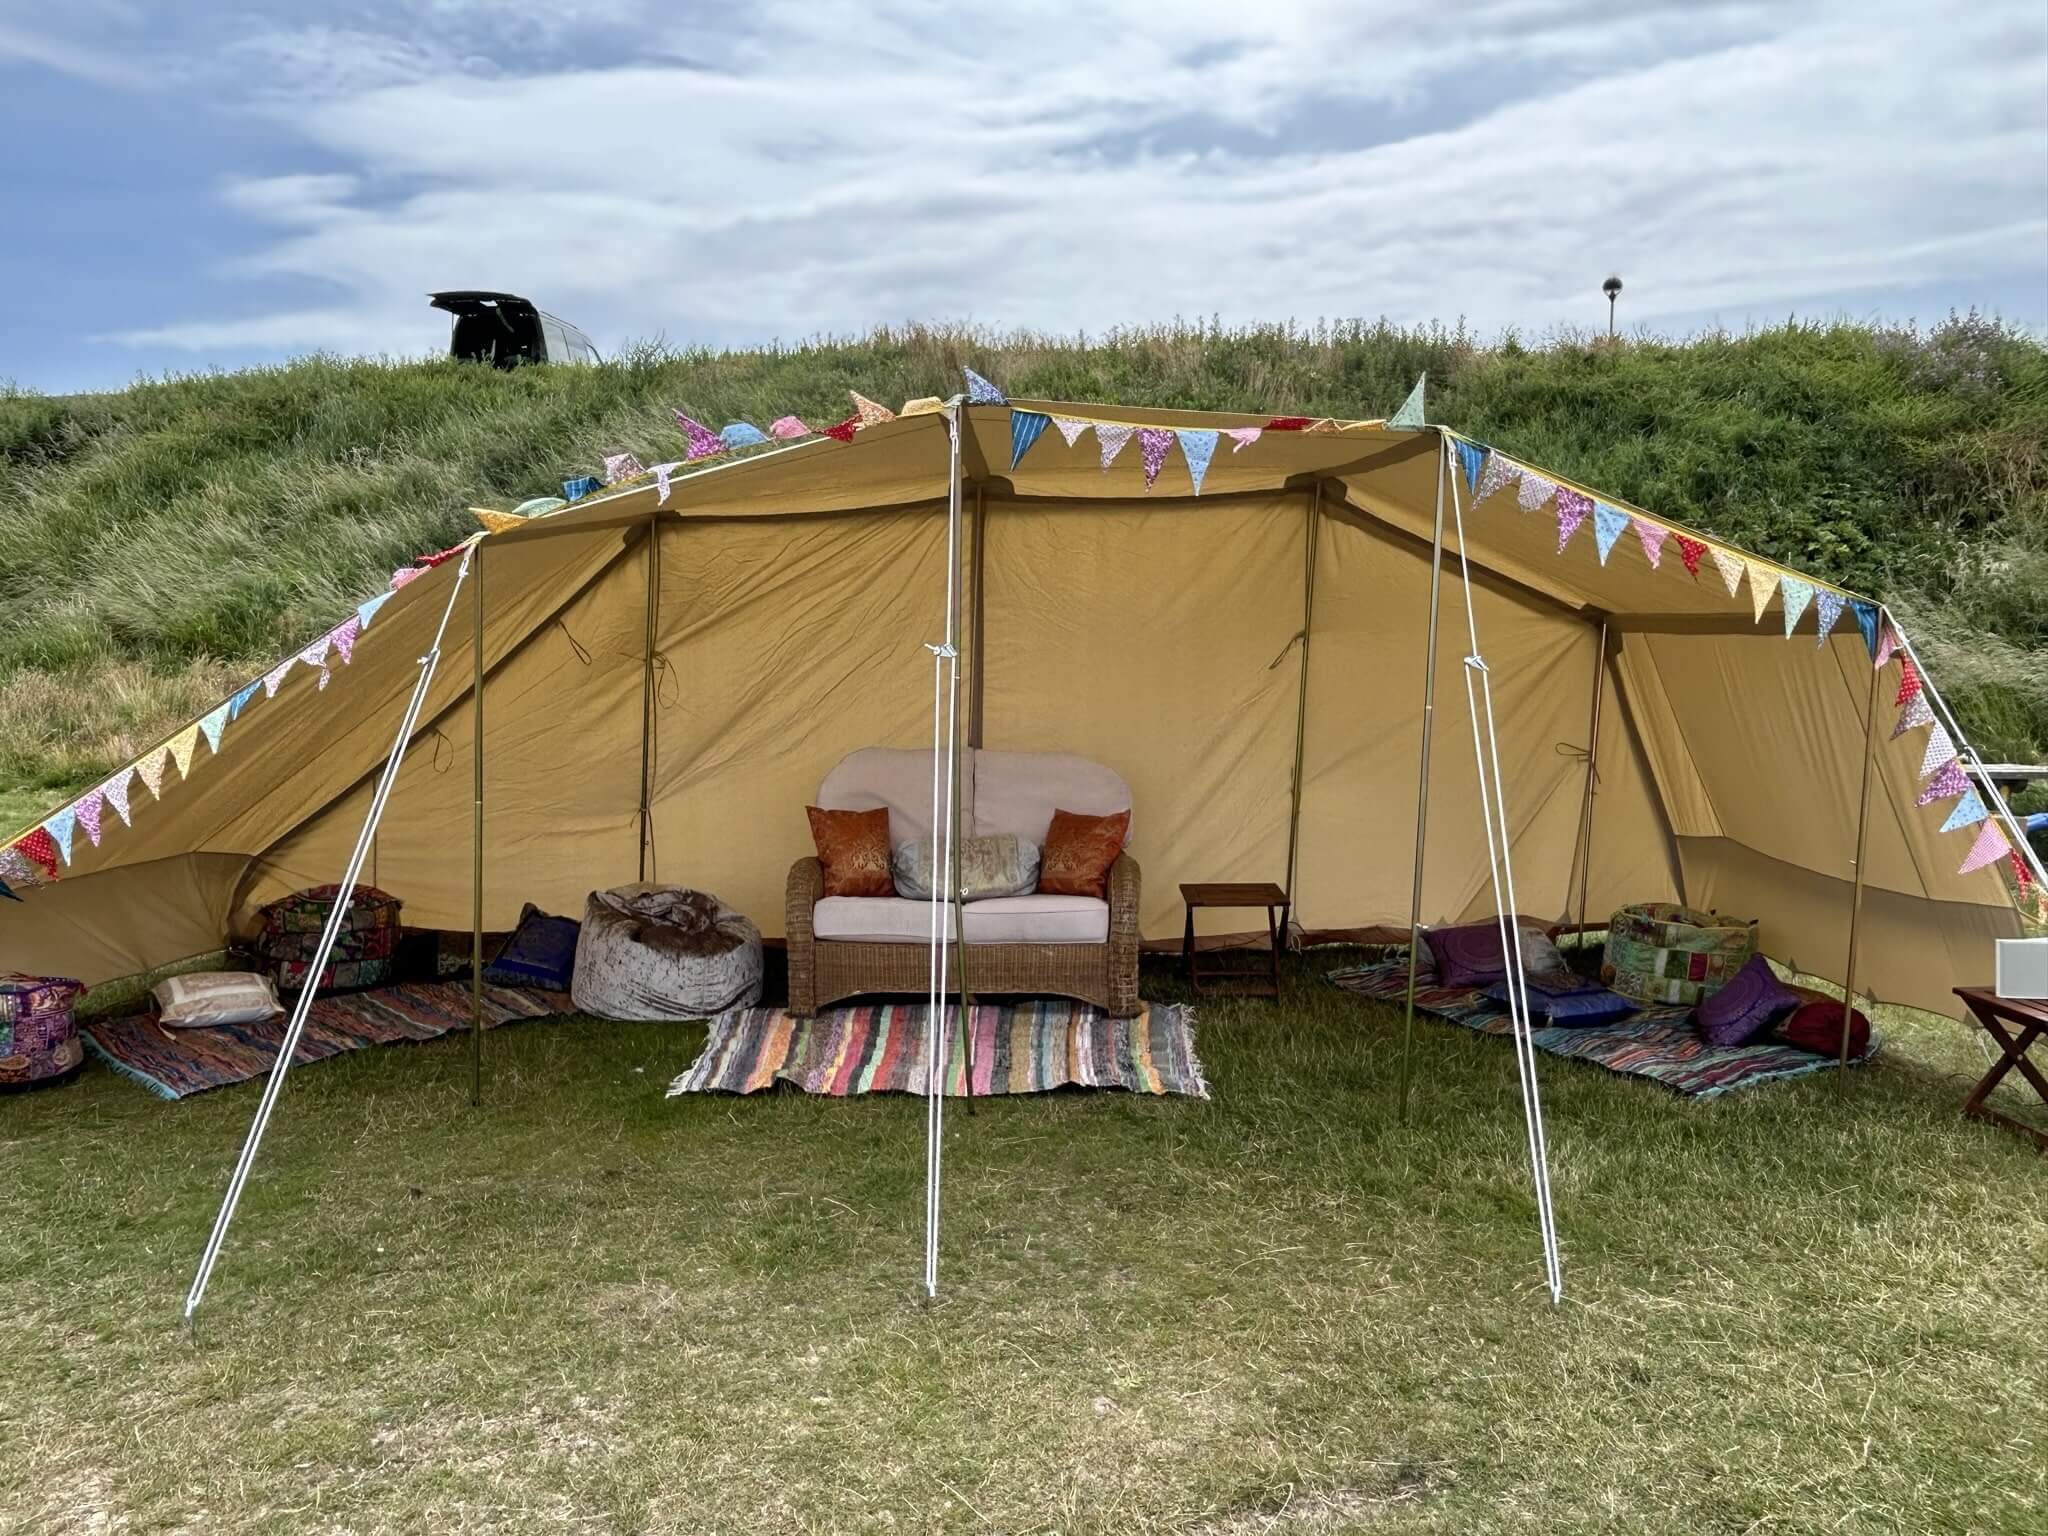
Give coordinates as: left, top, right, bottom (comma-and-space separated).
3, 0, 2046, 394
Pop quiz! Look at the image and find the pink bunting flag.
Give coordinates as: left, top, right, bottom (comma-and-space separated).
1138, 428, 1175, 489
390, 565, 423, 591
1224, 426, 1262, 454
768, 416, 810, 439
1516, 472, 1556, 512
1875, 624, 1900, 668
1053, 417, 1091, 447
1959, 818, 2010, 875
329, 617, 361, 667
262, 660, 293, 698
101, 767, 133, 828
1916, 757, 1970, 805
1553, 487, 1591, 551
1097, 423, 1134, 472
1631, 518, 1668, 569
76, 789, 104, 847
1891, 692, 1934, 738
673, 411, 724, 461
1918, 722, 1956, 779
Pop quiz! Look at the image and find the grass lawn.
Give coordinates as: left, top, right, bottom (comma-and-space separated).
3, 951, 2044, 1534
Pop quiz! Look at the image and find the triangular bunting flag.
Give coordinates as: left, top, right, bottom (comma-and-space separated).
1632, 518, 1669, 569
652, 462, 679, 505
1813, 589, 1846, 647
901, 398, 945, 417
1053, 417, 1090, 447
356, 591, 393, 631
299, 634, 331, 676
76, 790, 103, 848
1891, 692, 1934, 738
1675, 536, 1707, 578
1009, 410, 1051, 470
390, 565, 423, 591
198, 703, 230, 755
14, 827, 59, 878
1305, 418, 1340, 434
1850, 600, 1879, 657
1179, 429, 1219, 495
1917, 757, 1970, 805
561, 476, 601, 502
262, 661, 293, 698
1709, 546, 1746, 598
603, 451, 644, 484
1138, 428, 1175, 490
1554, 487, 1592, 551
820, 416, 860, 443
1940, 789, 1988, 834
719, 423, 769, 449
1386, 374, 1426, 429
673, 411, 724, 461
0, 846, 37, 886
101, 767, 133, 828
227, 682, 259, 722
849, 392, 894, 428
1592, 502, 1629, 564
1745, 560, 1780, 623
1778, 576, 1814, 637
1264, 417, 1311, 431
1476, 452, 1517, 502
2014, 851, 2035, 898
331, 617, 361, 667
137, 747, 169, 800
43, 809, 75, 867
1918, 723, 1956, 779
768, 416, 810, 439
1453, 439, 1486, 494
1894, 655, 1922, 708
1224, 426, 1262, 453
1517, 472, 1556, 512
1959, 819, 2010, 875
963, 368, 1006, 405
1097, 423, 1135, 472
168, 725, 201, 780
1875, 624, 1901, 668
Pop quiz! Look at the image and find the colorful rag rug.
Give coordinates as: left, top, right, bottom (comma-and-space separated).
82, 981, 558, 1100
667, 1000, 1207, 1099
1327, 960, 1879, 1099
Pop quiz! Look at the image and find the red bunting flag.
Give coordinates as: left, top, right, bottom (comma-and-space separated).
1894, 655, 1922, 708
1264, 417, 1311, 431
820, 416, 861, 443
2014, 851, 2035, 898
1675, 535, 1707, 578
13, 827, 59, 879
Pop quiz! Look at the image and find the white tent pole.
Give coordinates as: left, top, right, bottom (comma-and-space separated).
1445, 440, 1563, 1302
1398, 447, 1450, 1123
184, 547, 476, 1324
922, 406, 964, 1300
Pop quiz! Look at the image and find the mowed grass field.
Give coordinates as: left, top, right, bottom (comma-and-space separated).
3, 952, 2043, 1534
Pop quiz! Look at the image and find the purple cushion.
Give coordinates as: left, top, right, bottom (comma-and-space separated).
1426, 921, 1563, 988
1694, 953, 1798, 1047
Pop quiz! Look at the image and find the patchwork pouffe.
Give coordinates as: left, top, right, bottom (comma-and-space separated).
0, 974, 85, 1089
257, 884, 403, 995
570, 884, 763, 1020
1603, 902, 1758, 1007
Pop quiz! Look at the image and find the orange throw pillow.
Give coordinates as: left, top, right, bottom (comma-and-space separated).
1037, 808, 1129, 898
806, 806, 894, 897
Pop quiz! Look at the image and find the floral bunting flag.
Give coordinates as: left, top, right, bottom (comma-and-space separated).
1745, 560, 1780, 623
1097, 423, 1135, 472
1224, 426, 1263, 453
168, 725, 200, 780
331, 617, 360, 666
1778, 576, 1814, 637
652, 462, 679, 505
0, 846, 37, 886
1709, 546, 1745, 598
357, 591, 393, 631
1940, 788, 1989, 834
1179, 429, 1219, 495
1265, 417, 1311, 431
137, 747, 170, 800
76, 790, 103, 848
719, 423, 769, 449
2014, 851, 2036, 898
1476, 451, 1516, 502
1516, 472, 1556, 512
1592, 502, 1629, 564
1554, 487, 1592, 551
1138, 428, 1175, 489
603, 451, 644, 484
1918, 722, 1956, 780
1386, 374, 1426, 429
43, 808, 75, 867
14, 827, 59, 879
849, 392, 895, 427
1959, 819, 2010, 875
1850, 600, 1879, 657
1917, 757, 1970, 805
1813, 589, 1846, 646
1894, 655, 1922, 708
1053, 416, 1091, 447
1453, 439, 1486, 493
1675, 535, 1707, 578
963, 368, 1006, 405
1009, 410, 1051, 469
768, 416, 810, 439
1891, 692, 1934, 738
1632, 518, 1669, 568
199, 703, 230, 755
102, 767, 134, 828
1875, 624, 1901, 668
820, 416, 861, 443
299, 635, 332, 691
228, 682, 259, 722
390, 566, 423, 592
673, 411, 724, 460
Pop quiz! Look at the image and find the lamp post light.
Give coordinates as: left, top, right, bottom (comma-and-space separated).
1602, 275, 1623, 340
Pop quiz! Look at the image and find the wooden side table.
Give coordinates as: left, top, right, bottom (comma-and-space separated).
1179, 882, 1288, 998
1953, 988, 2048, 1153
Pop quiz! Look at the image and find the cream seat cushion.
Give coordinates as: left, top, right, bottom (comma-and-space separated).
813, 893, 1108, 944
813, 896, 957, 944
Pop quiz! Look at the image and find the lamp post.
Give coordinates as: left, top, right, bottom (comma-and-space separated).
1602, 275, 1623, 340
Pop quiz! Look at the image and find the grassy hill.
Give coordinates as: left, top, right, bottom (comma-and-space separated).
3, 317, 2044, 828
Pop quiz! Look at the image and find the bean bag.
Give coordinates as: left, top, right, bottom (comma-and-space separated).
570, 885, 763, 1020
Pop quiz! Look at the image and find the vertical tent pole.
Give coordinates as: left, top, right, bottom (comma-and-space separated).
1399, 449, 1451, 1122
923, 404, 965, 1298
1840, 653, 1880, 1073
470, 544, 485, 1108
637, 509, 660, 884
185, 549, 476, 1323
1282, 484, 1322, 929
1572, 622, 1609, 936
951, 447, 976, 1110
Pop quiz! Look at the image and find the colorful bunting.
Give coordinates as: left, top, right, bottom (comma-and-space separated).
673, 411, 724, 460
168, 725, 200, 780
102, 768, 133, 828
1224, 426, 1263, 454
14, 827, 59, 879
1386, 374, 1426, 429
137, 747, 169, 800
900, 397, 944, 417
1009, 410, 1051, 470
1875, 624, 1901, 668
0, 847, 38, 886
1180, 430, 1219, 495
1097, 423, 1135, 471
1554, 487, 1592, 551
1917, 757, 1970, 805
357, 591, 393, 631
653, 462, 679, 505
1940, 789, 1989, 834
2014, 852, 2036, 899
1632, 518, 1669, 569
1850, 600, 1880, 657
768, 416, 810, 439
43, 809, 75, 867
1138, 428, 1175, 490
561, 476, 602, 502
198, 704, 229, 755
820, 416, 861, 443
1265, 417, 1311, 431
603, 451, 644, 484
1959, 819, 2010, 875
1892, 692, 1934, 738
390, 565, 423, 592
1745, 560, 1780, 623
1894, 655, 1922, 708
1053, 417, 1090, 447
1476, 451, 1517, 502
963, 368, 1006, 405
1778, 577, 1814, 637
331, 617, 361, 666
1592, 502, 1629, 564
719, 423, 769, 449
849, 391, 895, 428
76, 790, 103, 848
227, 683, 259, 722
1709, 546, 1746, 598
1813, 589, 1846, 646
1918, 722, 1956, 780
1675, 535, 1707, 579
262, 661, 293, 698
1453, 439, 1486, 493
1516, 472, 1556, 512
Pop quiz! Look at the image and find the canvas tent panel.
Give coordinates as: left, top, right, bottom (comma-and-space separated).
977, 494, 1304, 937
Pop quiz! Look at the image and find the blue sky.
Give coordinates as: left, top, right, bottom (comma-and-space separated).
4, 0, 2045, 395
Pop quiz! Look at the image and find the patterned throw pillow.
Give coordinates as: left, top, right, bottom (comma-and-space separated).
1693, 953, 1800, 1047
1037, 808, 1129, 899
805, 806, 894, 897
892, 835, 1040, 900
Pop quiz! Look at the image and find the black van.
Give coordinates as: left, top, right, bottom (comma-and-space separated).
429, 291, 600, 368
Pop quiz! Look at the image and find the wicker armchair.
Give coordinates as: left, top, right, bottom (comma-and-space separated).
786, 851, 1141, 1018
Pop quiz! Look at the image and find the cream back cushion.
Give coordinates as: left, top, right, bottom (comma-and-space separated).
970, 750, 1132, 846
816, 748, 977, 848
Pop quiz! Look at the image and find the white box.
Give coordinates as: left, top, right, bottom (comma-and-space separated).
1994, 938, 2048, 1000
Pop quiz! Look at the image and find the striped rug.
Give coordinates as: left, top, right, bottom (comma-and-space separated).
666, 1000, 1207, 1099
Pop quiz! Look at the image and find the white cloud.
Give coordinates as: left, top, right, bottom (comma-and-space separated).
89, 0, 2048, 356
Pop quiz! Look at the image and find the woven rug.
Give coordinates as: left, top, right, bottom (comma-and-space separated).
667, 1000, 1208, 1099
1327, 959, 1880, 1099
82, 981, 559, 1100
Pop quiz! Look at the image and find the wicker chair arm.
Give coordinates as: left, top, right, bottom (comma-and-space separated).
1105, 852, 1142, 1017
786, 857, 823, 941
